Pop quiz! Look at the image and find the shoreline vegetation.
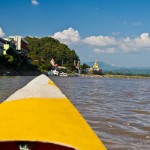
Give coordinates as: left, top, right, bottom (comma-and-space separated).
0, 65, 150, 79
80, 74, 150, 79
0, 54, 150, 78
0, 36, 79, 76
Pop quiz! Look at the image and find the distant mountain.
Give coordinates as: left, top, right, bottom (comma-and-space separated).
113, 67, 150, 75
84, 61, 150, 74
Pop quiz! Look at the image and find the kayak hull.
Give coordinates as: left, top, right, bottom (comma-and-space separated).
0, 75, 106, 150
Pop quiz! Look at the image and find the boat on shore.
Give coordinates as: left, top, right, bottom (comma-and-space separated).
59, 72, 68, 77
0, 74, 106, 150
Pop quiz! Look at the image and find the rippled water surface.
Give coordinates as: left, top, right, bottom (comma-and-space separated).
0, 76, 150, 150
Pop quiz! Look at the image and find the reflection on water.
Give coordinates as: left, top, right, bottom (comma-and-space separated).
0, 76, 150, 150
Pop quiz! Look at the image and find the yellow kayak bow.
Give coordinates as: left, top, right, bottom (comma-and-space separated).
0, 75, 106, 150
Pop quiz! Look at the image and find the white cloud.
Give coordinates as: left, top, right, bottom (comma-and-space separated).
136, 33, 150, 48
0, 27, 5, 37
51, 28, 150, 54
120, 33, 150, 52
52, 28, 80, 44
83, 36, 117, 47
93, 48, 116, 54
31, 0, 39, 5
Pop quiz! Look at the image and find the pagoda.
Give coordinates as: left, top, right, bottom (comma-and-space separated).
92, 60, 102, 75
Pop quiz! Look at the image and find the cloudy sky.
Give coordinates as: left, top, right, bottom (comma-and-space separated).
1, 0, 150, 67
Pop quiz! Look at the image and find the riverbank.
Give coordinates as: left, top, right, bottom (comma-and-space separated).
0, 64, 150, 79
80, 74, 150, 79
0, 64, 41, 76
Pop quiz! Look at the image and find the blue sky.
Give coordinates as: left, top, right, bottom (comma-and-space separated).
1, 0, 150, 67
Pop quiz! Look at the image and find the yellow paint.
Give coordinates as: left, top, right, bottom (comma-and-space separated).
0, 98, 106, 150
48, 80, 56, 86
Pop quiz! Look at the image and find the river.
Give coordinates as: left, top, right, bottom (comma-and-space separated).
0, 76, 150, 150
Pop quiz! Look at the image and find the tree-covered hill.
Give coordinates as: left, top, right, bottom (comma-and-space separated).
25, 36, 79, 72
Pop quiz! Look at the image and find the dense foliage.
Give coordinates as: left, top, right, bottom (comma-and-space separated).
80, 63, 90, 69
25, 36, 79, 72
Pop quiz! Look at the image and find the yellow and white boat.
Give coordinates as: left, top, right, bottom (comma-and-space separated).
0, 74, 106, 150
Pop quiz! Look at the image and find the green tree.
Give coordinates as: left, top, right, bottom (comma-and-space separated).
25, 36, 79, 72
82, 63, 90, 69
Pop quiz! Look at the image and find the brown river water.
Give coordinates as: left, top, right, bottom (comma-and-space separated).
0, 76, 150, 150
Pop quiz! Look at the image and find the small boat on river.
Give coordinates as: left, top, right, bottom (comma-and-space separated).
0, 74, 106, 150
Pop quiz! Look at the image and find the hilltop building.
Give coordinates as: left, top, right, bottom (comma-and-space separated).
8, 36, 29, 54
0, 37, 16, 55
0, 36, 30, 63
50, 58, 58, 67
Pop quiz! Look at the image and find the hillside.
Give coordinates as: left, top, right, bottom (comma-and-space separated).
0, 36, 79, 75
25, 36, 79, 72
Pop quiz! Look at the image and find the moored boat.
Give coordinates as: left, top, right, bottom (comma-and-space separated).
0, 74, 106, 150
59, 72, 68, 77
